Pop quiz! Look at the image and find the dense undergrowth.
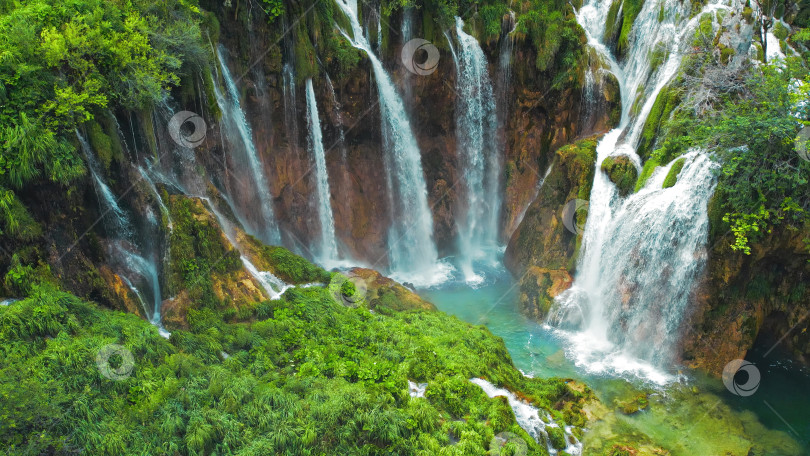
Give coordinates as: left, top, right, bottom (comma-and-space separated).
0, 280, 588, 455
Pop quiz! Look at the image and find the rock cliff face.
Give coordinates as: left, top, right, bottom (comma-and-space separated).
503, 137, 599, 319
680, 217, 810, 375
190, 1, 615, 267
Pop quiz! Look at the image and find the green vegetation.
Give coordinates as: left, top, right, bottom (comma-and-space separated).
601, 155, 639, 196
0, 279, 589, 454
655, 59, 810, 254
0, 0, 208, 277
661, 157, 685, 188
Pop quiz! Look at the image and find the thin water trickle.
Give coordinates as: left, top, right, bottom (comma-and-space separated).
77, 131, 166, 332
305, 78, 339, 264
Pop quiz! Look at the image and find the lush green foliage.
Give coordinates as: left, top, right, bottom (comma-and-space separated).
656, 60, 810, 253
661, 158, 685, 189
0, 283, 587, 455
0, 0, 208, 261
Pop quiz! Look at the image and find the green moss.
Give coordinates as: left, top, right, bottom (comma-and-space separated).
634, 156, 661, 191
601, 155, 639, 196
294, 24, 318, 82
773, 21, 789, 40
637, 85, 680, 160
546, 425, 567, 449
617, 0, 645, 56
720, 45, 736, 65
742, 6, 754, 22
662, 157, 686, 188
649, 41, 669, 73
167, 197, 242, 307
557, 137, 598, 202
604, 0, 623, 45
254, 244, 330, 284
86, 121, 114, 172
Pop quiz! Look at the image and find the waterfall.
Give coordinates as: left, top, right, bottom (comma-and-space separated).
449, 17, 502, 284
200, 197, 292, 300
214, 46, 281, 245
549, 0, 731, 378
495, 11, 516, 131
77, 131, 168, 335
334, 0, 448, 287
305, 78, 339, 264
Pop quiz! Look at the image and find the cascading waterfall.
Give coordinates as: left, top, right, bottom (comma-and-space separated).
549, 0, 730, 378
305, 78, 339, 264
335, 0, 448, 286
495, 11, 516, 131
201, 197, 292, 300
449, 17, 502, 283
77, 131, 168, 335
471, 378, 582, 455
215, 46, 282, 245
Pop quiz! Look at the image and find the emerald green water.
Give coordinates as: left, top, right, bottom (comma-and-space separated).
420, 271, 809, 455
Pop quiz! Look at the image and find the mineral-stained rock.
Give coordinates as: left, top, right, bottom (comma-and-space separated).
505, 137, 599, 320
680, 197, 810, 374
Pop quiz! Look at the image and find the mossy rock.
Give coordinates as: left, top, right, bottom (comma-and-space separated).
615, 393, 650, 415
546, 425, 567, 450
637, 85, 680, 161
634, 156, 660, 191
601, 155, 638, 196
662, 157, 686, 188
649, 41, 669, 73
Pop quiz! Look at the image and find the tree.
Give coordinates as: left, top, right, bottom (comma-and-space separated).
753, 0, 788, 62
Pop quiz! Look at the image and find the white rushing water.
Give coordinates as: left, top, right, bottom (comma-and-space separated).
449, 17, 502, 284
335, 0, 449, 287
549, 0, 730, 381
305, 78, 339, 264
215, 46, 281, 245
200, 198, 292, 300
470, 378, 582, 455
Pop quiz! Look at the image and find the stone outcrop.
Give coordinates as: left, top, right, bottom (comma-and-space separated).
680, 217, 810, 375
504, 137, 599, 320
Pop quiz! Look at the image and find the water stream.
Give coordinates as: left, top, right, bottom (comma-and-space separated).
215, 46, 282, 245
552, 0, 730, 375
